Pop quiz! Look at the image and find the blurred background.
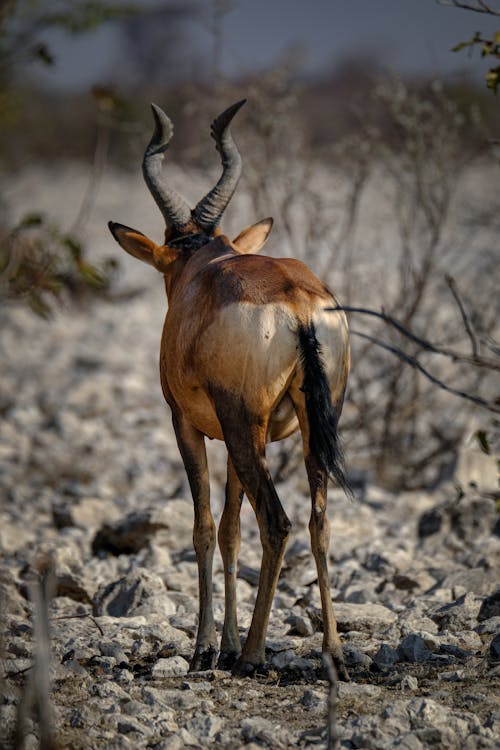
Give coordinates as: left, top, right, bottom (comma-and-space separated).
1, 0, 499, 492
2, 0, 500, 164
2, 8, 499, 747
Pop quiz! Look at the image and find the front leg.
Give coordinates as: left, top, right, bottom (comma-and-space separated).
172, 411, 217, 671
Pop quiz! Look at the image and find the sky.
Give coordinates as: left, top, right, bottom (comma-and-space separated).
32, 0, 497, 91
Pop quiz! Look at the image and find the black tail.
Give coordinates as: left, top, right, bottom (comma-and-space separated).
298, 323, 352, 498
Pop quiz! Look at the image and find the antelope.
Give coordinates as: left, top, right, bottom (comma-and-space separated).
108, 99, 351, 680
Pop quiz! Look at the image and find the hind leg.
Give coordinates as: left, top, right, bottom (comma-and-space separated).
217, 456, 243, 669
289, 391, 349, 681
213, 393, 291, 674
171, 410, 217, 671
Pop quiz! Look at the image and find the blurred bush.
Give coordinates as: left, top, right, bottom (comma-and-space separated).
0, 0, 139, 317
0, 212, 117, 317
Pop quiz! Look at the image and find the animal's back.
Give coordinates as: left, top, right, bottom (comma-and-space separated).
162, 250, 349, 441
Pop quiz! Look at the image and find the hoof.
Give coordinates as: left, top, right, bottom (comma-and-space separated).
335, 658, 351, 683
189, 645, 218, 672
217, 650, 241, 671
231, 657, 264, 678
325, 651, 350, 683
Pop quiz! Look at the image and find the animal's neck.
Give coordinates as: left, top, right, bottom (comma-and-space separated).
165, 236, 238, 303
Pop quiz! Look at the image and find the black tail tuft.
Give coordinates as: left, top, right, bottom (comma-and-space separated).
298, 323, 353, 499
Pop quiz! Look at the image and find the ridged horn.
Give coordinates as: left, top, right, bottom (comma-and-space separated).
192, 99, 246, 232
142, 103, 192, 230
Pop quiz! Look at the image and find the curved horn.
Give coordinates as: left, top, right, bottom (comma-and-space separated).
142, 103, 192, 230
192, 99, 246, 232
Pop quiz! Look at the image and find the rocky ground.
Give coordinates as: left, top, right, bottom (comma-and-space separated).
1, 281, 499, 750
1, 167, 499, 749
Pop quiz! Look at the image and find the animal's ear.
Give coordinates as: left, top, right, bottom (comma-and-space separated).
233, 217, 273, 254
108, 222, 179, 272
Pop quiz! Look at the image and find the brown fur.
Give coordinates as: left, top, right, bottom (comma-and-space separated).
109, 197, 350, 679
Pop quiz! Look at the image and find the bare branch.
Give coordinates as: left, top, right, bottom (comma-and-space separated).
437, 0, 500, 15
350, 328, 500, 413
328, 306, 500, 372
52, 612, 105, 637
70, 116, 111, 237
445, 275, 479, 357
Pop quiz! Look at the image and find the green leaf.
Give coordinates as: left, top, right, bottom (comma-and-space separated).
61, 235, 83, 261
28, 292, 52, 319
481, 43, 492, 58
14, 213, 44, 232
452, 41, 472, 53
78, 263, 106, 288
486, 66, 500, 93
43, 3, 140, 35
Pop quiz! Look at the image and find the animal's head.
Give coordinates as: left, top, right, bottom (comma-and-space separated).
108, 99, 273, 285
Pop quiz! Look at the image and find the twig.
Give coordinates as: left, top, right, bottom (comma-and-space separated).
328, 305, 500, 372
437, 0, 500, 15
445, 275, 479, 358
323, 653, 340, 750
52, 612, 104, 637
6, 664, 34, 679
69, 117, 110, 237
350, 328, 499, 413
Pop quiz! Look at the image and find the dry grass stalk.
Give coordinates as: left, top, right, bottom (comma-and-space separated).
323, 653, 341, 750
14, 555, 57, 750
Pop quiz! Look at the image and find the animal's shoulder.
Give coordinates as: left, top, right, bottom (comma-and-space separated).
199, 253, 332, 306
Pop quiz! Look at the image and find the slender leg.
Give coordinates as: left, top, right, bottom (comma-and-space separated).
236, 469, 290, 674
217, 456, 243, 669
289, 392, 350, 681
213, 398, 291, 675
171, 410, 217, 671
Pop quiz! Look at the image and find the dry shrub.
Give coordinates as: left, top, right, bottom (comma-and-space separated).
0, 213, 117, 318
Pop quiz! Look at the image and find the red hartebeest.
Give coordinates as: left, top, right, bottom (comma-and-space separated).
108, 100, 351, 679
